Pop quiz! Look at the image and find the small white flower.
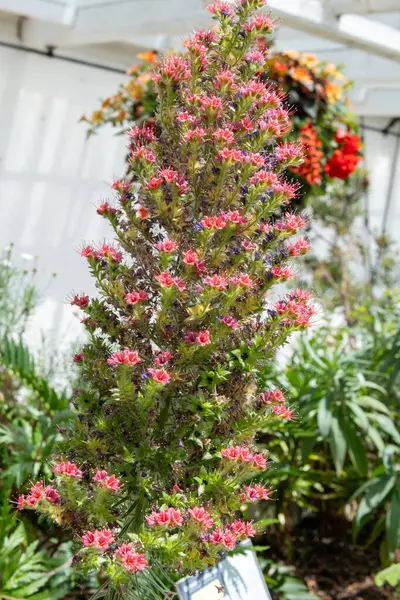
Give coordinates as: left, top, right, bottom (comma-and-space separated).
21, 253, 34, 261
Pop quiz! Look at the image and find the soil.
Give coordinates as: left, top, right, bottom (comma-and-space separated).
263, 515, 399, 600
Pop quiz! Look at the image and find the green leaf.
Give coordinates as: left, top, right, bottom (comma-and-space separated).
347, 425, 368, 477
355, 396, 391, 415
375, 563, 400, 587
355, 476, 396, 531
347, 402, 369, 431
317, 396, 332, 438
329, 413, 347, 475
386, 486, 400, 556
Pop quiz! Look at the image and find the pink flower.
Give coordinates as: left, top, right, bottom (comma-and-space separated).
94, 529, 114, 550
241, 240, 255, 252
203, 274, 227, 290
122, 552, 148, 572
210, 528, 224, 545
80, 245, 96, 259
221, 446, 241, 460
245, 521, 257, 537
156, 272, 174, 287
70, 294, 89, 308
148, 368, 171, 385
54, 461, 83, 478
188, 507, 214, 529
244, 485, 272, 502
172, 277, 187, 292
272, 406, 296, 421
195, 330, 211, 346
145, 508, 183, 527
126, 290, 149, 305
93, 470, 108, 482
252, 453, 267, 470
44, 486, 61, 504
115, 543, 135, 558
207, 2, 235, 18
167, 508, 184, 526
230, 520, 246, 536
155, 239, 179, 253
147, 176, 163, 190
17, 495, 25, 510
201, 215, 227, 230
288, 238, 310, 256
213, 128, 235, 144
183, 249, 200, 265
238, 273, 254, 288
82, 531, 95, 547
155, 351, 173, 366
271, 266, 294, 281
238, 447, 254, 463
218, 147, 243, 163
96, 244, 122, 262
260, 389, 286, 404
93, 471, 121, 493
221, 315, 238, 329
222, 531, 237, 550
107, 349, 141, 367
97, 201, 117, 216
82, 528, 116, 552
184, 331, 197, 344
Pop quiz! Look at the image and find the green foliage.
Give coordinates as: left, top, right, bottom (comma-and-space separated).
263, 560, 317, 600
257, 294, 400, 562
375, 562, 400, 587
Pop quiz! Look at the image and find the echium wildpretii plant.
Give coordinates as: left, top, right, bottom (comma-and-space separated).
17, 0, 316, 592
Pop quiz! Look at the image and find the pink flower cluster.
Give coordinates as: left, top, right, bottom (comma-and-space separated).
156, 271, 186, 291
107, 349, 141, 367
115, 544, 148, 572
274, 289, 317, 329
17, 481, 60, 510
201, 210, 247, 230
81, 243, 122, 263
82, 528, 114, 550
184, 329, 211, 346
260, 389, 286, 405
241, 484, 272, 502
54, 461, 83, 478
93, 470, 122, 493
221, 446, 267, 470
148, 368, 171, 385
125, 290, 149, 305
208, 520, 256, 550
146, 507, 183, 528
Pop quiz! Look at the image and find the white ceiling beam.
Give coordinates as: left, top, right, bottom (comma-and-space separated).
330, 0, 400, 16
0, 0, 69, 24
267, 2, 400, 63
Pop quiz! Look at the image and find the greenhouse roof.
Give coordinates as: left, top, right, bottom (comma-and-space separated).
1, 0, 400, 115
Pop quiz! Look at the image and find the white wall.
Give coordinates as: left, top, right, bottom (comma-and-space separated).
0, 45, 127, 347
0, 45, 399, 348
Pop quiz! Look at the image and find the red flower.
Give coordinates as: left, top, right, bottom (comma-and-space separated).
325, 150, 361, 179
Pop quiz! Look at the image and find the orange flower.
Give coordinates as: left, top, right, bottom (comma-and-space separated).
291, 121, 324, 185
91, 110, 104, 124
137, 50, 158, 64
325, 81, 342, 104
290, 66, 313, 87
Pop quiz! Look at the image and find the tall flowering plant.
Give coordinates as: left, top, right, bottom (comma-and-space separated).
17, 0, 316, 594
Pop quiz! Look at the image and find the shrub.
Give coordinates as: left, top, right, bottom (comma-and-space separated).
18, 1, 318, 596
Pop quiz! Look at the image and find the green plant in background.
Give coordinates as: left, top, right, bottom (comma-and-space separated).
256, 292, 400, 580
0, 249, 95, 599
